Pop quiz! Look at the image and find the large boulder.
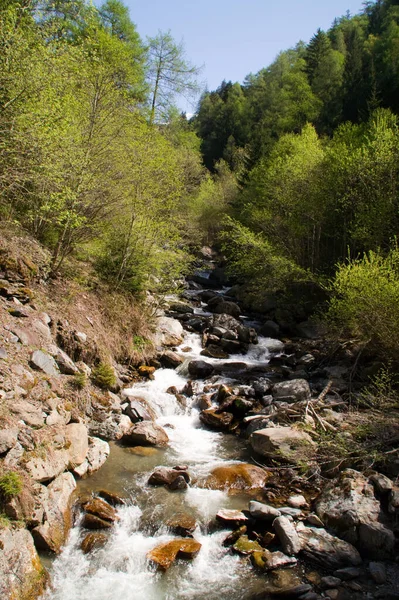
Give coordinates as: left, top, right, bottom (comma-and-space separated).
73, 436, 110, 477
316, 469, 394, 559
0, 528, 47, 600
32, 472, 76, 553
200, 463, 270, 492
199, 409, 234, 431
154, 317, 184, 347
147, 538, 201, 571
296, 522, 362, 569
213, 301, 241, 320
65, 422, 88, 469
25, 447, 69, 483
122, 421, 169, 447
250, 426, 316, 465
188, 360, 214, 379
89, 414, 132, 441
272, 379, 311, 403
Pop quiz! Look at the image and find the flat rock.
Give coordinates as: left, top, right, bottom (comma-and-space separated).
10, 400, 45, 427
232, 535, 263, 555
30, 350, 59, 376
32, 472, 76, 553
249, 501, 281, 521
147, 538, 201, 570
216, 509, 249, 524
296, 522, 362, 569
250, 426, 316, 464
122, 421, 169, 447
273, 515, 302, 555
200, 463, 269, 492
154, 317, 184, 347
272, 379, 311, 403
25, 447, 69, 483
252, 549, 297, 571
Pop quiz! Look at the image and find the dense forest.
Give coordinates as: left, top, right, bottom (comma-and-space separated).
2, 0, 399, 365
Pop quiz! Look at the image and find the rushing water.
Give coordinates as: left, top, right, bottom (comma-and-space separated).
43, 305, 281, 600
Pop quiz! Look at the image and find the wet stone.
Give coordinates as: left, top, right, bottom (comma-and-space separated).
216, 509, 249, 525
166, 513, 197, 537
232, 535, 263, 555
80, 533, 108, 554
147, 538, 201, 571
81, 513, 113, 530
83, 498, 117, 522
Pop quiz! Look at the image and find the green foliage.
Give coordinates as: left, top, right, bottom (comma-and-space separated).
327, 247, 399, 361
72, 372, 87, 390
0, 471, 23, 500
91, 362, 116, 389
219, 217, 309, 295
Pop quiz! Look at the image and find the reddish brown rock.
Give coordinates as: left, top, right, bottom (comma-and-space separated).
147, 538, 201, 571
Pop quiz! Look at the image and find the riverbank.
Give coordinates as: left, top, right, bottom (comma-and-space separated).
0, 235, 398, 599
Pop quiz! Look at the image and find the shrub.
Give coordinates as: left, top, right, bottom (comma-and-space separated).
0, 471, 23, 500
327, 248, 399, 361
91, 362, 116, 390
72, 372, 87, 390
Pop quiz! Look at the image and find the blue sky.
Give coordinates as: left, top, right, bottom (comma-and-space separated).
124, 0, 366, 113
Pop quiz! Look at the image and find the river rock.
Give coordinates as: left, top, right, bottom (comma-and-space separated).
148, 466, 190, 488
273, 516, 302, 555
154, 317, 184, 347
199, 408, 234, 431
216, 509, 249, 525
272, 379, 311, 403
188, 360, 214, 379
83, 497, 117, 522
288, 494, 308, 508
260, 320, 280, 338
200, 345, 230, 359
232, 535, 263, 555
98, 490, 126, 506
81, 513, 113, 529
201, 463, 269, 492
147, 538, 201, 570
0, 528, 47, 600
249, 501, 281, 521
316, 468, 394, 558
368, 561, 387, 584
296, 522, 362, 569
168, 302, 194, 314
30, 349, 60, 376
166, 513, 197, 537
74, 436, 110, 477
80, 532, 108, 554
32, 472, 76, 553
250, 426, 316, 464
122, 421, 169, 447
213, 301, 241, 319
65, 422, 88, 468
159, 351, 184, 369
252, 550, 297, 571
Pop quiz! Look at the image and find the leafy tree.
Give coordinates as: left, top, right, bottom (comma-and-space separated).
147, 30, 202, 124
